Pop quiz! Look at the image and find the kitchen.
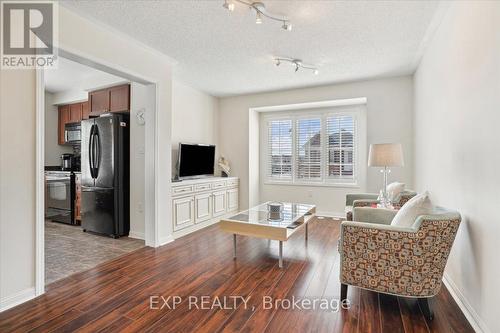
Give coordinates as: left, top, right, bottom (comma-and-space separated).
44, 57, 146, 285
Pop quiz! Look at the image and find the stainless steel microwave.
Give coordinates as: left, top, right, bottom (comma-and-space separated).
64, 122, 81, 145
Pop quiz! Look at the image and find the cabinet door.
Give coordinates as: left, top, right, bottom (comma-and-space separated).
109, 84, 130, 112
69, 103, 82, 122
195, 193, 212, 223
212, 191, 227, 217
81, 101, 90, 120
227, 188, 239, 212
173, 197, 195, 231
58, 105, 70, 145
89, 89, 110, 114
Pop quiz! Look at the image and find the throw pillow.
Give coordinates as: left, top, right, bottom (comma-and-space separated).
386, 182, 405, 201
391, 191, 433, 227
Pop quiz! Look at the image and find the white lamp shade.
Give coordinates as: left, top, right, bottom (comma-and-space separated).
368, 143, 404, 167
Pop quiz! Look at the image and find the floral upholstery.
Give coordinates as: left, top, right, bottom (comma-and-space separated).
339, 207, 461, 298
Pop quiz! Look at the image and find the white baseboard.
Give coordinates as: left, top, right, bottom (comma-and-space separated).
0, 287, 36, 312
316, 211, 345, 219
173, 217, 221, 240
128, 230, 145, 240
443, 273, 489, 333
159, 235, 174, 246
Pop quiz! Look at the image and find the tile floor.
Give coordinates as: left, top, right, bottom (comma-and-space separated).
45, 220, 144, 285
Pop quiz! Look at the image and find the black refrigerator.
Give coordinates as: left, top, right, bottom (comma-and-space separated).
81, 113, 129, 238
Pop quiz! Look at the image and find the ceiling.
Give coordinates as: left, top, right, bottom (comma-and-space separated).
44, 57, 123, 93
61, 0, 440, 97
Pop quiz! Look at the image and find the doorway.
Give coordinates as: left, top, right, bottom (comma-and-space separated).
36, 50, 159, 294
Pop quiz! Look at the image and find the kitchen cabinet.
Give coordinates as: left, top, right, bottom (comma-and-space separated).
81, 101, 90, 120
57, 101, 87, 145
69, 103, 82, 122
89, 88, 109, 115
89, 84, 130, 115
58, 105, 70, 145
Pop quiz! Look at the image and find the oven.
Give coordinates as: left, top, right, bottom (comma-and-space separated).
64, 122, 81, 145
45, 171, 75, 224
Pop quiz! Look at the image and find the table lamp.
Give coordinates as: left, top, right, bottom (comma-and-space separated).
368, 143, 404, 207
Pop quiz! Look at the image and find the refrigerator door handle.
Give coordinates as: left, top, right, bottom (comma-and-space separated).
94, 126, 101, 178
88, 125, 95, 179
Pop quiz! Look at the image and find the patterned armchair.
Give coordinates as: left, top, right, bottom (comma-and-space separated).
339, 206, 461, 320
344, 190, 417, 221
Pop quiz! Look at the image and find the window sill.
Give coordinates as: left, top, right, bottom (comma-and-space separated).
263, 181, 360, 189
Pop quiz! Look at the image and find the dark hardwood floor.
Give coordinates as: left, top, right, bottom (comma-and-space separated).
0, 218, 474, 332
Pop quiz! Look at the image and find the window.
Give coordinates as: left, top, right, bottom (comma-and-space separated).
268, 119, 292, 180
266, 111, 359, 186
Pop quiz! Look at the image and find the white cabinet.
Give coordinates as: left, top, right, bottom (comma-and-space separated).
171, 177, 239, 236
195, 193, 212, 223
227, 188, 238, 212
212, 190, 227, 217
173, 197, 194, 231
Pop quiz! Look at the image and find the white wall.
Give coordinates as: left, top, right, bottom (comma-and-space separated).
0, 4, 173, 309
218, 76, 414, 213
171, 80, 219, 177
414, 2, 500, 332
44, 92, 73, 166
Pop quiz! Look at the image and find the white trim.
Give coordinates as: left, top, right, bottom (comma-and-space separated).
172, 218, 222, 240
0, 288, 36, 312
128, 231, 145, 240
251, 97, 367, 113
443, 273, 489, 333
35, 69, 45, 297
159, 235, 175, 246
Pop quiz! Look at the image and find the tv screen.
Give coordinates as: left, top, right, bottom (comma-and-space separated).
178, 143, 216, 178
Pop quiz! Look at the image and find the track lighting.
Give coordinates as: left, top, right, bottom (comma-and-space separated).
222, 0, 235, 11
255, 11, 263, 24
274, 57, 319, 75
222, 0, 291, 31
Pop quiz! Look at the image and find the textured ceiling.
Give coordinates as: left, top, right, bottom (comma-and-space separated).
61, 0, 439, 97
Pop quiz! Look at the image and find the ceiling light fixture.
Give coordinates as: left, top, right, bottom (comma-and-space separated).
222, 0, 292, 31
274, 57, 319, 75
222, 0, 235, 11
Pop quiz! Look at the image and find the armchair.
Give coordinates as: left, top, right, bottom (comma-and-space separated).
345, 190, 417, 221
339, 206, 461, 320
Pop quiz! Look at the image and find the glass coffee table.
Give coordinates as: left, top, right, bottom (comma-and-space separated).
219, 202, 316, 268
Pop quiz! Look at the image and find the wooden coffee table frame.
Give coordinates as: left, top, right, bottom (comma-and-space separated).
219, 205, 316, 268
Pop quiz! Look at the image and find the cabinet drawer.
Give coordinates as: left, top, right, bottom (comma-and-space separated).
194, 183, 211, 192
212, 181, 226, 189
226, 179, 239, 187
172, 185, 193, 196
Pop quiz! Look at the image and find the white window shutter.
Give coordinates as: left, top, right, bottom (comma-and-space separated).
326, 115, 356, 182
268, 119, 293, 180
295, 118, 322, 181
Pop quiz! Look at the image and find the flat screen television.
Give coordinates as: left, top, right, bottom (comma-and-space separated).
177, 143, 216, 179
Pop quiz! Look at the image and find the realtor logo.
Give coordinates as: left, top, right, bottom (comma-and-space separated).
1, 1, 58, 69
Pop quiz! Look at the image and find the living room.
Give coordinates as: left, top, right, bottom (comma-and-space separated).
0, 1, 498, 332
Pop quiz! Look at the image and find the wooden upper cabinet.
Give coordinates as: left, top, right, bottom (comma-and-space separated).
109, 84, 130, 113
58, 105, 70, 145
69, 103, 82, 123
81, 101, 90, 120
89, 89, 110, 114
89, 84, 130, 115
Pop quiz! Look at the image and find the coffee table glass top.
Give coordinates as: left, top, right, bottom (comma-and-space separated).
226, 202, 315, 228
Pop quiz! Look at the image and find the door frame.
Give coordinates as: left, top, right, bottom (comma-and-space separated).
35, 47, 161, 296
